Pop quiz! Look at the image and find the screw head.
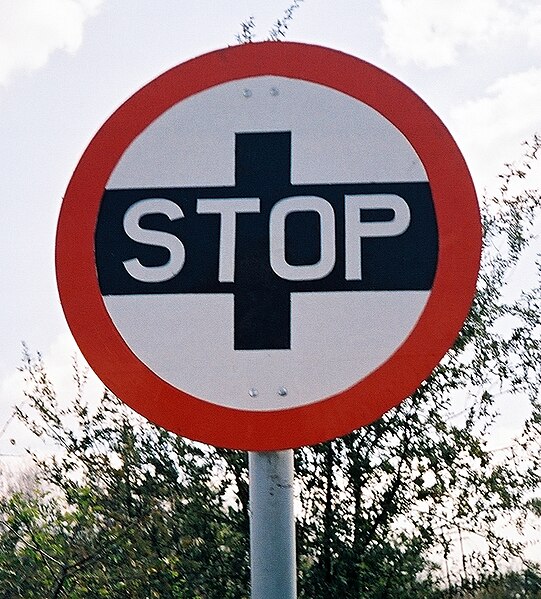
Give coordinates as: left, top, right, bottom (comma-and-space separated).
277, 387, 288, 397
249, 388, 258, 398
243, 88, 252, 98
270, 87, 279, 96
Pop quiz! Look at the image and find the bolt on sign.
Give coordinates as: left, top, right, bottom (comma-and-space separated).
56, 42, 481, 450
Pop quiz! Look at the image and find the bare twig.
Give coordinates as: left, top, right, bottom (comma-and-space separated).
268, 0, 305, 41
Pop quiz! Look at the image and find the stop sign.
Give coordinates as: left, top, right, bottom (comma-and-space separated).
56, 42, 481, 450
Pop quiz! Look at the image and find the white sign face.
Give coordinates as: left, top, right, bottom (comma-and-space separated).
57, 42, 480, 450
97, 76, 431, 411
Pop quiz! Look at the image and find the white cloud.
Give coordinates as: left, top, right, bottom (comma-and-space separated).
0, 0, 104, 85
524, 3, 541, 50
379, 0, 540, 68
450, 68, 541, 188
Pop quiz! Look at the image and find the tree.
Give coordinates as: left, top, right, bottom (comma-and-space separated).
447, 568, 541, 598
0, 349, 250, 598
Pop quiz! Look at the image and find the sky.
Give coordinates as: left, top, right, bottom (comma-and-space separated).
0, 0, 540, 459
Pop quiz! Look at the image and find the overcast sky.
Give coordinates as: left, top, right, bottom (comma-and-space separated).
1, 0, 540, 456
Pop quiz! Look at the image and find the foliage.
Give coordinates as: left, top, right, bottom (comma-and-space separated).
445, 567, 541, 598
235, 0, 305, 43
235, 16, 256, 44
0, 350, 250, 598
267, 0, 305, 41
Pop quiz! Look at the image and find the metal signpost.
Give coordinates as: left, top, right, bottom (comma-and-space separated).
249, 451, 296, 599
56, 42, 481, 598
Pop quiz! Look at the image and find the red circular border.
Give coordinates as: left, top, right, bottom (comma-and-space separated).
56, 42, 481, 450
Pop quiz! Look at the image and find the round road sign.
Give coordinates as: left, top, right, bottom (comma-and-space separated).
56, 42, 481, 450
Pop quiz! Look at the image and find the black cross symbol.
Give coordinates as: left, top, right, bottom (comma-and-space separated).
96, 132, 437, 351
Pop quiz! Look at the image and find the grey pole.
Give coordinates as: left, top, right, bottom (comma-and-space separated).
249, 450, 297, 599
